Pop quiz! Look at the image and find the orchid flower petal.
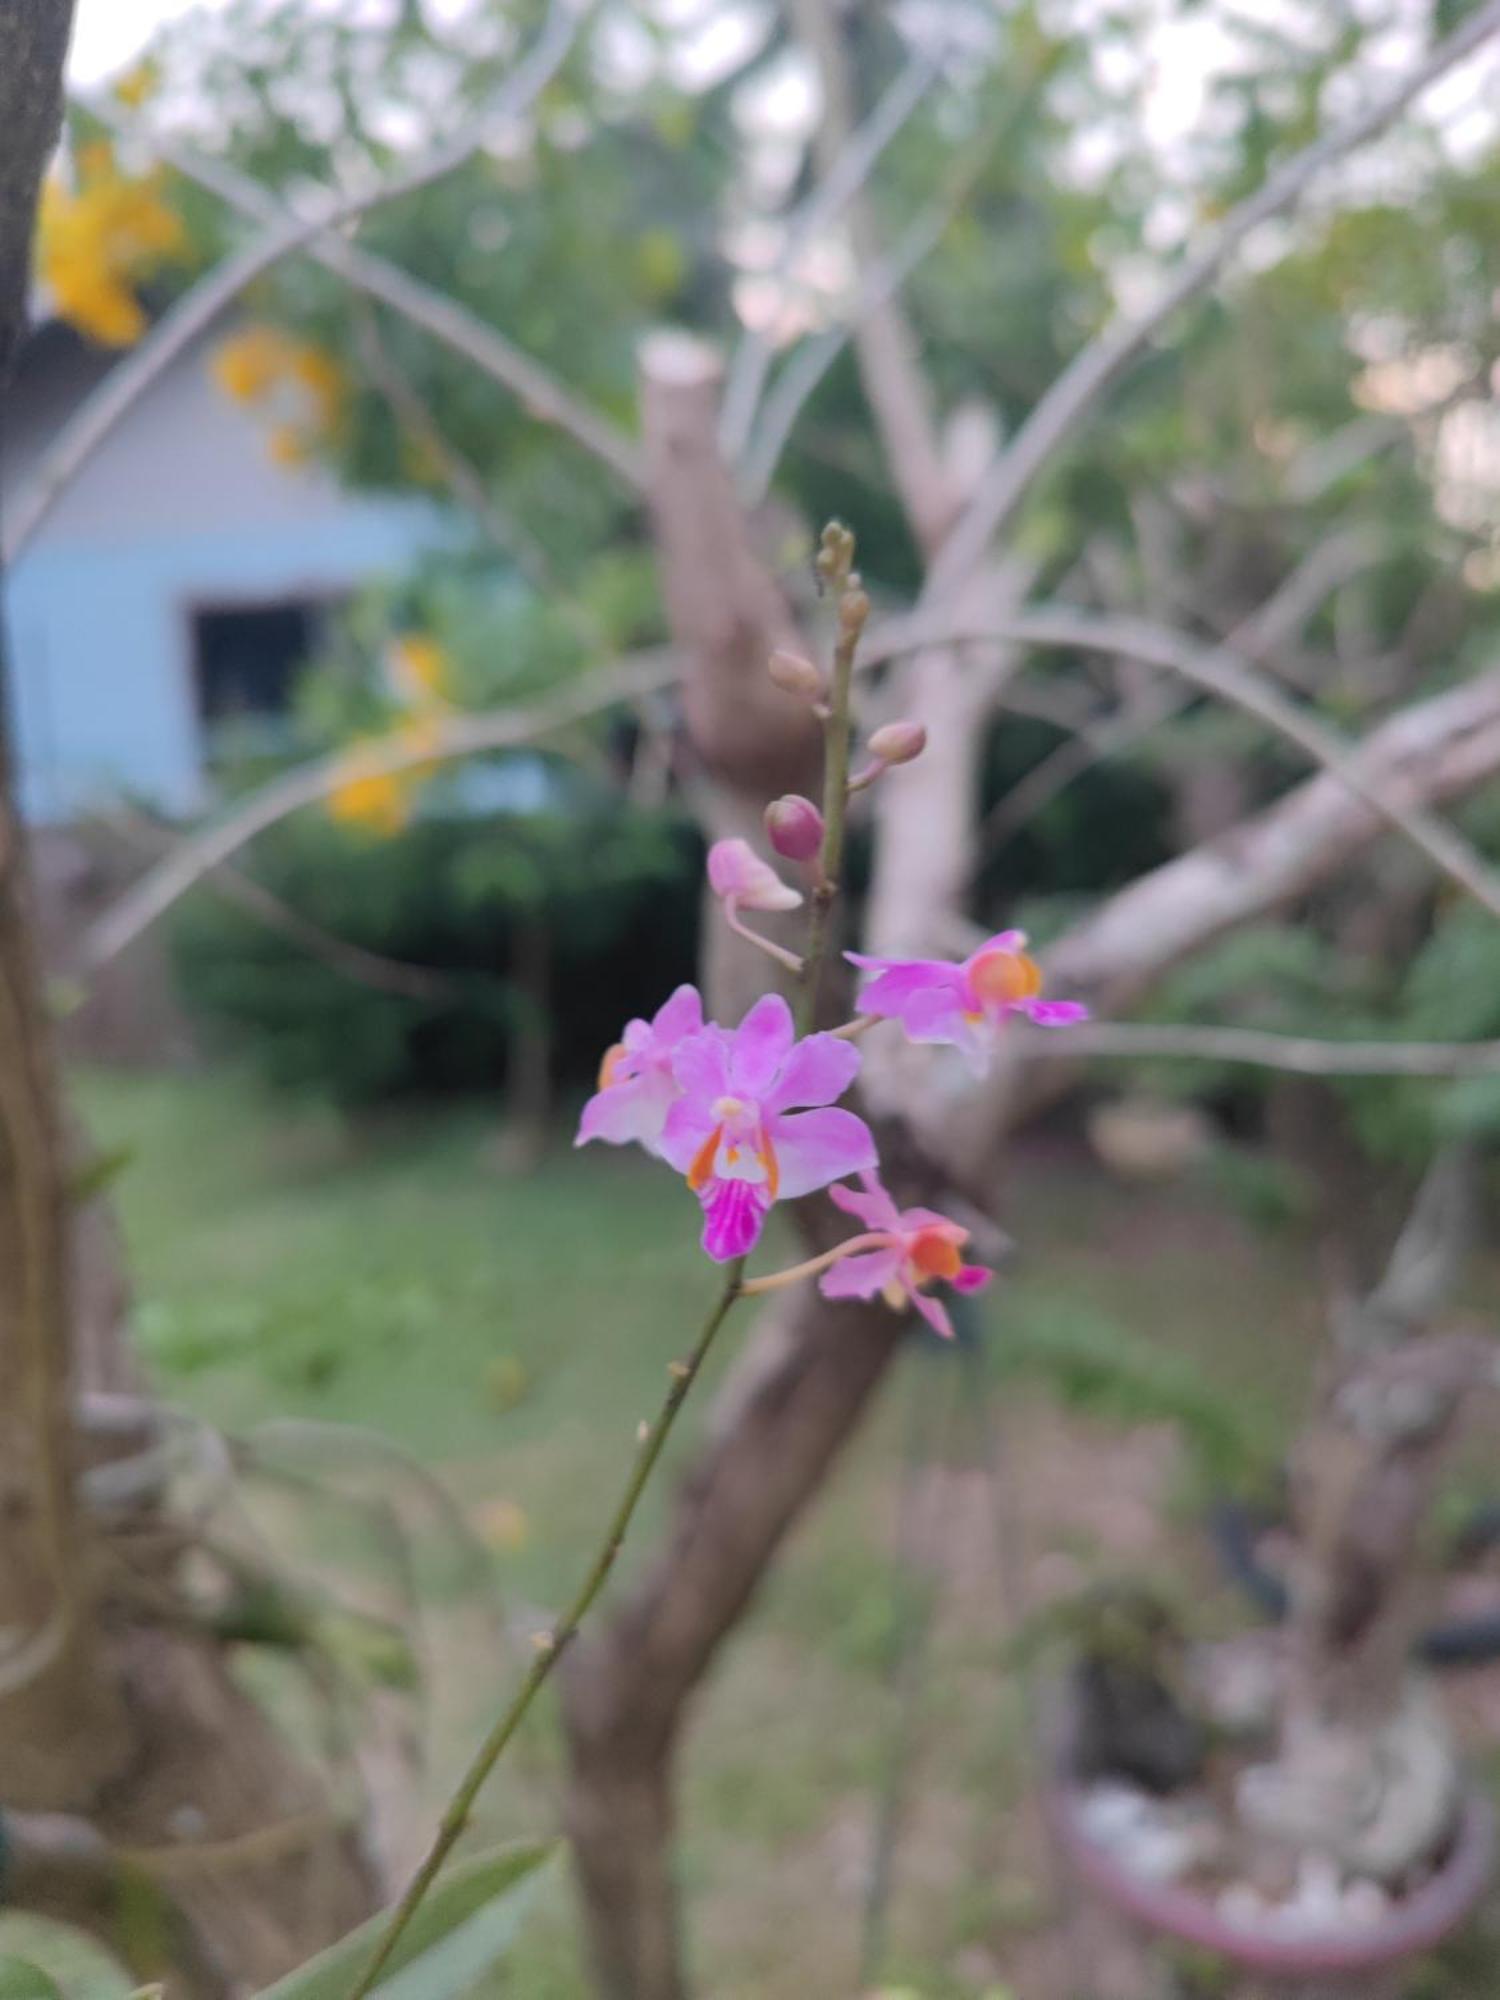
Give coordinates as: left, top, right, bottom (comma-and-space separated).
729, 992, 796, 1095
1023, 999, 1090, 1026
829, 1174, 903, 1233
700, 1178, 771, 1261
818, 1245, 904, 1301
671, 1029, 734, 1103
652, 983, 705, 1042
911, 1288, 956, 1339
658, 1095, 721, 1175
770, 1107, 878, 1199
763, 1030, 861, 1114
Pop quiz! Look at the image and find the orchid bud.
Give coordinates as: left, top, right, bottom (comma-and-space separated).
764, 794, 825, 863
838, 586, 870, 635
768, 648, 825, 702
816, 520, 856, 589
706, 837, 803, 912
868, 720, 927, 768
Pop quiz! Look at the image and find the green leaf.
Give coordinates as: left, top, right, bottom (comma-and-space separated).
255, 1840, 555, 1999
0, 1964, 64, 2000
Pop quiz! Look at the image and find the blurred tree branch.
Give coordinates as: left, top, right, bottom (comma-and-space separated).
923, 0, 1500, 599
4, 0, 641, 564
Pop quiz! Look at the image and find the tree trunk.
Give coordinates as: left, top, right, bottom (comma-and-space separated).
0, 21, 379, 1988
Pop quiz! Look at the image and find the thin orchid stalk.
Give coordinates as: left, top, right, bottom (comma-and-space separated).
801, 526, 868, 1033
343, 1267, 744, 1998
741, 1233, 886, 1295
724, 901, 807, 975
344, 527, 866, 1998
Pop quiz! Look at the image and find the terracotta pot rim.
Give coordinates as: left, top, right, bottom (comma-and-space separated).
1049, 1782, 1495, 1974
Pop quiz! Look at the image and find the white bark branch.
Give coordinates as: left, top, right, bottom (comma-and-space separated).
1014, 1021, 1500, 1078
784, 0, 956, 555
81, 648, 677, 972
1045, 663, 1500, 1010
924, 0, 1500, 597
870, 605, 1500, 927
4, 0, 644, 564
717, 28, 945, 464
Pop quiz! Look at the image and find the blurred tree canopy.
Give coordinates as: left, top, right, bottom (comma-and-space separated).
73, 0, 1500, 1144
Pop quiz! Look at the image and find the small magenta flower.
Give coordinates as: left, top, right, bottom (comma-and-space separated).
659, 994, 876, 1261
847, 929, 1087, 1073
765, 794, 825, 863
819, 1172, 991, 1339
575, 984, 713, 1158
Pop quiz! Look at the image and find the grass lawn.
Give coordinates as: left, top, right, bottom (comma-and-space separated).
68, 1066, 1382, 1998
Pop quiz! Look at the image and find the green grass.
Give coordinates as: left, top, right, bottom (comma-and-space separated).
70, 1067, 1345, 1998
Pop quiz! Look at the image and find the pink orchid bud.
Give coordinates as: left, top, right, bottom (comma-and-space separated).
707, 837, 803, 912
764, 795, 825, 863
868, 720, 927, 768
767, 648, 825, 702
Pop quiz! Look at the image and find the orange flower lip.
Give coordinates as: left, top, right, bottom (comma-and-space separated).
908, 1224, 965, 1282
598, 1043, 628, 1090
966, 946, 1042, 1010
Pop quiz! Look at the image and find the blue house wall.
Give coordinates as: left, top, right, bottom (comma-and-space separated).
1, 322, 447, 825
7, 506, 441, 822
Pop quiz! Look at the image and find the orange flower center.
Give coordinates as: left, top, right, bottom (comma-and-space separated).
908, 1225, 965, 1283
967, 947, 1042, 1010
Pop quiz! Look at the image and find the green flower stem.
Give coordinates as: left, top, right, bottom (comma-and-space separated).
344, 1262, 745, 1999
800, 569, 868, 1036
347, 524, 867, 1999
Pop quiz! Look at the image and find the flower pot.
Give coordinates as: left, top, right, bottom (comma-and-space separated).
1049, 1777, 1494, 1988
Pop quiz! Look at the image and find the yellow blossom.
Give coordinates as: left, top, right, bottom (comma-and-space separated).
212, 325, 294, 404
210, 323, 347, 464
36, 141, 184, 348
113, 57, 161, 108
387, 633, 451, 707
326, 717, 441, 837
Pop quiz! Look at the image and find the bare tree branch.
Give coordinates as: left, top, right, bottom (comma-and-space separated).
351, 304, 559, 591
977, 526, 1388, 853
871, 605, 1500, 927
738, 183, 958, 506
717, 25, 946, 465
1043, 662, 1500, 1013
1013, 1021, 1500, 1078
103, 807, 463, 1002
81, 648, 678, 972
4, 0, 644, 563
87, 103, 646, 503
924, 0, 1500, 597
785, 0, 956, 555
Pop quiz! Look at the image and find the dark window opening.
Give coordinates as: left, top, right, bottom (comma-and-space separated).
192, 600, 323, 758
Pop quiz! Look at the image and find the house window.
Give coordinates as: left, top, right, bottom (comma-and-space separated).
191, 599, 323, 758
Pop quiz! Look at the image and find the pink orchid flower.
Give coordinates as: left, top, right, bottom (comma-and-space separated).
819, 1171, 991, 1339
659, 993, 876, 1261
707, 837, 802, 913
575, 984, 713, 1158
847, 928, 1087, 1073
